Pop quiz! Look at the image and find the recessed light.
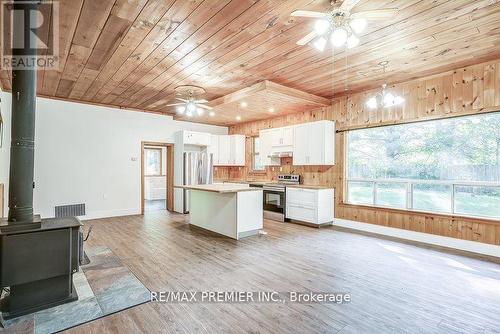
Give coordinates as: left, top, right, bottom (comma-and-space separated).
209, 111, 215, 117
240, 102, 247, 108
268, 107, 275, 113
236, 115, 241, 121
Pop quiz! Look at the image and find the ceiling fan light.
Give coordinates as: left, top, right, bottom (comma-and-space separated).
366, 97, 378, 109
176, 105, 185, 114
383, 92, 395, 106
350, 18, 367, 34
186, 110, 193, 117
314, 19, 330, 35
330, 28, 347, 47
196, 107, 204, 116
313, 36, 327, 51
186, 102, 196, 113
394, 96, 405, 105
346, 34, 359, 49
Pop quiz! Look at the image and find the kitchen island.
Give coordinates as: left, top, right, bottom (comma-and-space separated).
176, 183, 263, 239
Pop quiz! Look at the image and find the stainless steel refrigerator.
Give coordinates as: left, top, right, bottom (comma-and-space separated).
182, 151, 213, 213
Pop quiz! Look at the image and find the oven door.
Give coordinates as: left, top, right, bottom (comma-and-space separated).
263, 187, 285, 213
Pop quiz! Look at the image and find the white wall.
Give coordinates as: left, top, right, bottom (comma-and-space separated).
0, 92, 227, 220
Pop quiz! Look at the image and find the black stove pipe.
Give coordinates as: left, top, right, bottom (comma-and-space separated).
7, 0, 37, 223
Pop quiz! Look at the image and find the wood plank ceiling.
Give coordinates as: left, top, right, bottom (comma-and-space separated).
0, 0, 499, 125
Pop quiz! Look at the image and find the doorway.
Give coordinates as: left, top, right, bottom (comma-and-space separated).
141, 142, 174, 214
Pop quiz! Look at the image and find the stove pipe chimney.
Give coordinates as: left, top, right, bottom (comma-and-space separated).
4, 0, 40, 230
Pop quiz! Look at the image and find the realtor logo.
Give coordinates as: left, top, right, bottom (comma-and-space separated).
0, 0, 59, 70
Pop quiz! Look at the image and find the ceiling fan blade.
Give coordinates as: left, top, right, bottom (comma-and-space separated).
351, 9, 398, 20
194, 99, 208, 103
290, 10, 326, 18
296, 31, 317, 46
197, 104, 213, 110
166, 103, 185, 107
339, 0, 362, 11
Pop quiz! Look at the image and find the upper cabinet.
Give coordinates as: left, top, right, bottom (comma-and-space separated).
211, 134, 245, 166
230, 135, 245, 166
183, 131, 211, 146
207, 134, 219, 165
271, 126, 294, 147
293, 120, 335, 166
259, 129, 280, 166
258, 120, 335, 166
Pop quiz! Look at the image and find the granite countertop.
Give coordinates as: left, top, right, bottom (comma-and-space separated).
175, 184, 262, 193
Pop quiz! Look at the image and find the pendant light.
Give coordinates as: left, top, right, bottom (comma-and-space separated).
366, 61, 405, 109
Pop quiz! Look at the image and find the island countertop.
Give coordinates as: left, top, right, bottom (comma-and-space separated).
175, 183, 262, 193
217, 180, 334, 190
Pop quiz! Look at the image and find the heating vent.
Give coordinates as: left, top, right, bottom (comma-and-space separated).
55, 203, 85, 218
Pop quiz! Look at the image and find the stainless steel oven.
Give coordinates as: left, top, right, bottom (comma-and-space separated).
263, 185, 285, 213
255, 174, 300, 222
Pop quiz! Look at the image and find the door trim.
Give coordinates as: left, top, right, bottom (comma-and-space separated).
141, 141, 174, 214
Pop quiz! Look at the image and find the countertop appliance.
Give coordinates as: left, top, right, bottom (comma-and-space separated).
183, 151, 213, 213
262, 174, 300, 222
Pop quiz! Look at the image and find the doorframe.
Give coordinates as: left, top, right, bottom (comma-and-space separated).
141, 141, 174, 214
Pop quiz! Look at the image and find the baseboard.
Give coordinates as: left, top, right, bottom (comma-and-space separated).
333, 218, 500, 258
79, 208, 140, 221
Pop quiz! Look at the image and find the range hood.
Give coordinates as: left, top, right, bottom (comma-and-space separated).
268, 151, 293, 158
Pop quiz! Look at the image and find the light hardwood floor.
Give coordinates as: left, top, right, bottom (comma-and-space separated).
65, 212, 500, 333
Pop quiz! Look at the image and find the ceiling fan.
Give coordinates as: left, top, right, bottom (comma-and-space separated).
166, 85, 213, 117
291, 0, 398, 51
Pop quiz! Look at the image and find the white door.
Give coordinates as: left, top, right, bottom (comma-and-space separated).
293, 124, 309, 165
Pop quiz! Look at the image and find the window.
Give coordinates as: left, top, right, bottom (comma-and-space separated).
145, 148, 162, 176
346, 112, 500, 220
252, 137, 265, 172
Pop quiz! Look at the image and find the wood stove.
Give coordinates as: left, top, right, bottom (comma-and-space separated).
0, 0, 81, 321
0, 217, 81, 320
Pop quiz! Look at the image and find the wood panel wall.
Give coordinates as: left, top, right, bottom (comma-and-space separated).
214, 59, 500, 245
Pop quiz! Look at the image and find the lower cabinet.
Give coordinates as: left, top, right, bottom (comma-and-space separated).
285, 187, 334, 225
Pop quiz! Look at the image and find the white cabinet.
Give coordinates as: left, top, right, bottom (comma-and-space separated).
293, 120, 334, 166
217, 135, 231, 165
293, 125, 309, 165
183, 131, 211, 146
230, 135, 245, 166
259, 125, 294, 165
270, 126, 294, 148
286, 187, 334, 225
274, 126, 294, 147
207, 135, 219, 164
211, 135, 245, 166
259, 129, 280, 166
